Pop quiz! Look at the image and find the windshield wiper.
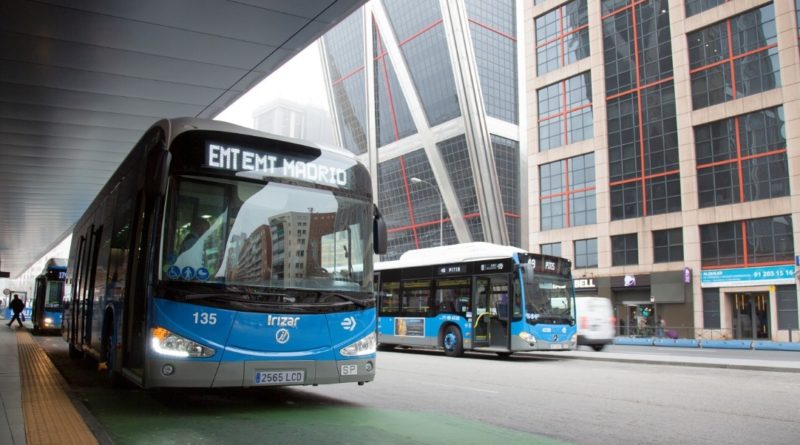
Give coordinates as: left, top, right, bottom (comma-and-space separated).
318, 292, 369, 308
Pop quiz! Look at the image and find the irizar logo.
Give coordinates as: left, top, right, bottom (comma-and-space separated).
341, 316, 356, 331
276, 328, 290, 344
267, 315, 300, 328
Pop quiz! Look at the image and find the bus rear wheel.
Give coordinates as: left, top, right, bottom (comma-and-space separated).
442, 325, 464, 357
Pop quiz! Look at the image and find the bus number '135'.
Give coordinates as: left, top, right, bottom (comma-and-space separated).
193, 312, 217, 325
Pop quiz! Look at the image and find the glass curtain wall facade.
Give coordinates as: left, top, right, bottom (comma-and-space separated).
527, 0, 800, 341
322, 0, 522, 260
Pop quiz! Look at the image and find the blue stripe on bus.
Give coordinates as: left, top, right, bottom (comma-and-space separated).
152, 298, 376, 361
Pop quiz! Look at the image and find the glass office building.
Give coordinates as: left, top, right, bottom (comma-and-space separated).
321, 0, 800, 341
320, 0, 523, 261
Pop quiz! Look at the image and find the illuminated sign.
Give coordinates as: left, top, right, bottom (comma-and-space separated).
206, 143, 347, 186
700, 265, 795, 287
438, 264, 466, 275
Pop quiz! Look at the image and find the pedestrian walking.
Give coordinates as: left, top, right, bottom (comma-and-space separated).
6, 295, 25, 328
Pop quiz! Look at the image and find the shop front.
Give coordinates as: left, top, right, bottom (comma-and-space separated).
574, 270, 693, 337
700, 264, 798, 341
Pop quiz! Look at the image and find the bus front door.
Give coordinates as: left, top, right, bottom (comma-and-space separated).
473, 276, 510, 349
473, 278, 491, 347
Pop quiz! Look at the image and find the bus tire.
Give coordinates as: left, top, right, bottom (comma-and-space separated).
442, 325, 463, 357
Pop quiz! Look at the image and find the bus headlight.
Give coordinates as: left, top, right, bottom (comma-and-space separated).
340, 332, 376, 356
44, 317, 54, 326
519, 331, 536, 345
151, 327, 215, 358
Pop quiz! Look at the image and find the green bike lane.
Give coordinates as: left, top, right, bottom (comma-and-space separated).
37, 336, 568, 445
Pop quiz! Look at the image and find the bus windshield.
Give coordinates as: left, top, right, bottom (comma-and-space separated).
525, 274, 572, 322
45, 281, 64, 310
161, 176, 373, 293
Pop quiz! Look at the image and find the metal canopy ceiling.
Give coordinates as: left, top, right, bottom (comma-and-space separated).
0, 0, 365, 278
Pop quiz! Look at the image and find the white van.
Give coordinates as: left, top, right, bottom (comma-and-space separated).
575, 296, 616, 351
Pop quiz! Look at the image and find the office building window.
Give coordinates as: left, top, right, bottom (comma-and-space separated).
383, 0, 461, 126
538, 72, 593, 151
702, 288, 721, 329
604, 0, 680, 221
685, 0, 727, 17
688, 4, 780, 109
465, 0, 518, 124
539, 152, 596, 230
574, 238, 598, 268
438, 135, 483, 241
700, 215, 793, 268
612, 234, 638, 266
541, 242, 561, 257
776, 285, 799, 330
653, 228, 683, 263
535, 0, 589, 75
373, 21, 417, 147
695, 107, 789, 208
378, 149, 457, 260
324, 11, 368, 155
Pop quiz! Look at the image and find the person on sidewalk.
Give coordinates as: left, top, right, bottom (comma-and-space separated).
6, 295, 25, 327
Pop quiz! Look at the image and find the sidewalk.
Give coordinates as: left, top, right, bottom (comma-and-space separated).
527, 344, 800, 373
0, 316, 99, 445
1, 319, 25, 445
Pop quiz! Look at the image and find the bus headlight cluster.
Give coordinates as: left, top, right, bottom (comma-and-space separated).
340, 332, 376, 356
151, 327, 215, 358
43, 317, 54, 326
519, 331, 536, 346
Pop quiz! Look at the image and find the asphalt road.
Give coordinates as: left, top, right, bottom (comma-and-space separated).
35, 337, 800, 445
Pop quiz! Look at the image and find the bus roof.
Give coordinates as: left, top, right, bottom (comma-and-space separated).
375, 242, 527, 270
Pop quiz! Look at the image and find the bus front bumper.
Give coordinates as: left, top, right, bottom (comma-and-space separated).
145, 357, 376, 388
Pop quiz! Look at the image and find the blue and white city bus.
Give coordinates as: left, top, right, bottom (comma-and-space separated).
64, 118, 387, 388
375, 243, 576, 357
32, 258, 67, 334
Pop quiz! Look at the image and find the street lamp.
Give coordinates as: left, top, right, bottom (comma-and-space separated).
410, 177, 443, 247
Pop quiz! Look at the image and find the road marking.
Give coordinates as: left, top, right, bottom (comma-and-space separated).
418, 381, 499, 394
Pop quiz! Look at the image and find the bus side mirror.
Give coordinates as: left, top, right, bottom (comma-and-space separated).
373, 205, 387, 255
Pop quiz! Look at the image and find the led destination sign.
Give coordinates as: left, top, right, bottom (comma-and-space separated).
206, 143, 348, 187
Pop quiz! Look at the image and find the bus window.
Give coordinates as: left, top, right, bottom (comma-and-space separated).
435, 278, 470, 315
401, 280, 431, 316
380, 281, 400, 314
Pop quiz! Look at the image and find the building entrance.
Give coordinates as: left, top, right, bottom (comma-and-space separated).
729, 292, 770, 340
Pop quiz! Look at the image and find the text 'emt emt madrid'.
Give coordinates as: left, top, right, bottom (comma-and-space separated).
207, 143, 348, 187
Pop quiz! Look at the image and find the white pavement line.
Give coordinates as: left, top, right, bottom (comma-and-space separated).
417, 380, 499, 394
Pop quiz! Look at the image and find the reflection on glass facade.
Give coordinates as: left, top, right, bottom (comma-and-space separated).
383, 0, 461, 126
688, 4, 780, 109
374, 20, 417, 147
437, 135, 483, 241
492, 135, 521, 247
685, 0, 727, 18
535, 0, 589, 75
378, 149, 457, 260
539, 152, 596, 230
695, 107, 789, 208
324, 11, 367, 155
700, 215, 794, 268
465, 0, 518, 123
538, 72, 593, 151
603, 0, 680, 220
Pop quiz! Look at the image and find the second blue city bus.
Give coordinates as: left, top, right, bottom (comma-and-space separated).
64, 118, 387, 388
375, 243, 577, 357
31, 258, 67, 334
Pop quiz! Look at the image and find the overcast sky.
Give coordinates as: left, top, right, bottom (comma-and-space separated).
215, 43, 330, 129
